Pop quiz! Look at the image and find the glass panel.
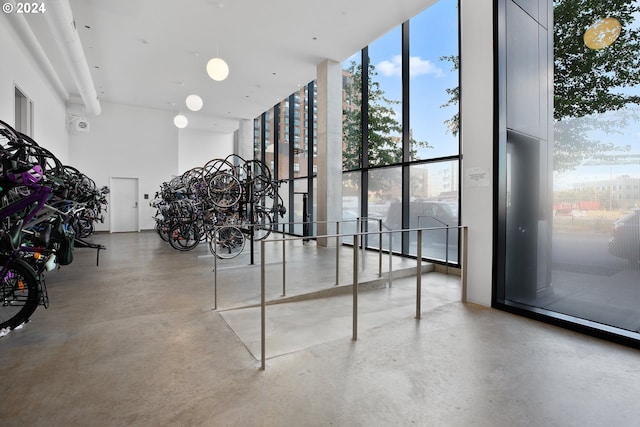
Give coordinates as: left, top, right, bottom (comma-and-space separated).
293, 178, 308, 236
254, 117, 262, 160
276, 181, 290, 234
264, 109, 275, 178
408, 161, 459, 262
409, 0, 459, 160
368, 167, 402, 252
503, 1, 640, 336
311, 81, 318, 175
546, 1, 640, 332
368, 28, 403, 167
343, 53, 362, 170
312, 176, 318, 236
295, 87, 308, 178
278, 103, 290, 180
342, 171, 361, 243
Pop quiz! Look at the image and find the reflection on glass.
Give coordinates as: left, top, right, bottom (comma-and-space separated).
409, 161, 459, 262
293, 178, 307, 236
342, 171, 361, 243
278, 101, 290, 181
368, 167, 402, 252
515, 0, 640, 335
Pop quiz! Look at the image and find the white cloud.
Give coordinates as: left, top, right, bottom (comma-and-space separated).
376, 55, 445, 78
410, 56, 445, 78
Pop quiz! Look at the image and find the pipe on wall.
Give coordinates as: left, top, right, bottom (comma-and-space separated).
2, 4, 68, 101
44, 0, 101, 116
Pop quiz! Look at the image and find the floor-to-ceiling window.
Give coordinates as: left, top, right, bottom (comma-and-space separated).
497, 0, 640, 346
341, 0, 460, 264
252, 1, 460, 265
254, 83, 317, 237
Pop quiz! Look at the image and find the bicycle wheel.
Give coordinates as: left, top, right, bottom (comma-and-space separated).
155, 221, 170, 242
252, 211, 272, 241
75, 217, 94, 239
168, 222, 201, 251
0, 255, 40, 330
209, 226, 245, 259
207, 172, 241, 209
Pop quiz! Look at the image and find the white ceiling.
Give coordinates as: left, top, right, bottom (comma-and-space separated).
25, 0, 435, 133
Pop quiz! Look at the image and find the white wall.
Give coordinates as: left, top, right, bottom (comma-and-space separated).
0, 13, 69, 162
460, 0, 495, 306
178, 128, 234, 174
69, 101, 179, 231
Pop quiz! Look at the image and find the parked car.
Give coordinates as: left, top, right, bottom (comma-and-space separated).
608, 208, 640, 265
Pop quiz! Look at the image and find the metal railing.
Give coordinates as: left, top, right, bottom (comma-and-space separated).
246, 222, 469, 370
209, 218, 469, 369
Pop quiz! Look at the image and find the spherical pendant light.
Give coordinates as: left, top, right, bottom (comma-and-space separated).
207, 57, 229, 81
186, 94, 203, 111
173, 114, 188, 128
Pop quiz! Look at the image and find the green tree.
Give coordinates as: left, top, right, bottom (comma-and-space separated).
342, 60, 430, 171
554, 0, 640, 171
440, 55, 460, 137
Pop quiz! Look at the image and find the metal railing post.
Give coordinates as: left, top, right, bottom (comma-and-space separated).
359, 218, 365, 271
388, 230, 393, 287
335, 221, 340, 286
213, 230, 217, 310
445, 225, 450, 275
260, 240, 266, 371
378, 219, 382, 277
352, 234, 358, 341
282, 229, 286, 296
461, 226, 468, 303
416, 229, 422, 320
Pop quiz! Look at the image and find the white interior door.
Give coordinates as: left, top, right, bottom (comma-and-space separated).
110, 177, 139, 232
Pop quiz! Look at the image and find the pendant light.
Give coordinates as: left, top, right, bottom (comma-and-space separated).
186, 94, 203, 111
207, 57, 229, 81
173, 114, 188, 128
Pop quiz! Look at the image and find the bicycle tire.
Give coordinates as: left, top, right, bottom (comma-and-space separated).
0, 255, 40, 330
207, 172, 241, 209
252, 211, 272, 241
209, 226, 245, 259
168, 222, 201, 251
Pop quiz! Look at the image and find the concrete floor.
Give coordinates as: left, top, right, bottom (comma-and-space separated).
1, 231, 639, 426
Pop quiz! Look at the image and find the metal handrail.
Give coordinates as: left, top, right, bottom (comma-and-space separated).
247, 224, 469, 370
417, 215, 455, 274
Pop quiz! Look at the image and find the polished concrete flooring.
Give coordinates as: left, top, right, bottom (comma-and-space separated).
2, 231, 639, 426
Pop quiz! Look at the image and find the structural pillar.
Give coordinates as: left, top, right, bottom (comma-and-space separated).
234, 118, 254, 160
316, 59, 343, 247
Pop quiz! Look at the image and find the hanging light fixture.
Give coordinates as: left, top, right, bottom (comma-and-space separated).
186, 94, 203, 111
207, 57, 229, 81
207, 6, 229, 83
173, 114, 188, 128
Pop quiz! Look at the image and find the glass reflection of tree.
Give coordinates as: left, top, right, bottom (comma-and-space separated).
554, 0, 640, 172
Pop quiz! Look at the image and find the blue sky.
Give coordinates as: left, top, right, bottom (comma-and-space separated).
344, 0, 459, 159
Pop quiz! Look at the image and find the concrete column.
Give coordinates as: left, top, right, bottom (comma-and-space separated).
460, 0, 494, 306
234, 119, 254, 160
316, 59, 343, 247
